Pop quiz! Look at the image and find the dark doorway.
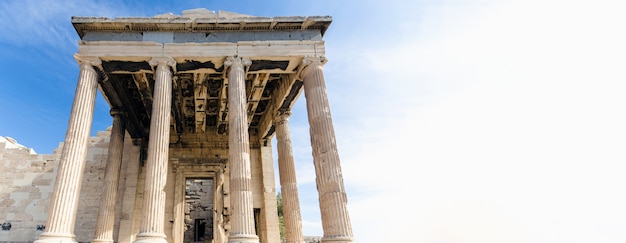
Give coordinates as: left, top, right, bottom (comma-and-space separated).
254, 208, 261, 237
183, 178, 214, 243
194, 219, 207, 241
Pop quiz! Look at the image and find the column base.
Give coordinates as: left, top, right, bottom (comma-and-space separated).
228, 233, 259, 243
92, 239, 114, 243
321, 236, 354, 243
134, 232, 168, 243
35, 232, 77, 243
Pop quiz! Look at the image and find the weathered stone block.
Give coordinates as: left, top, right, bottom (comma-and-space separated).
31, 178, 51, 186
9, 192, 29, 202
0, 199, 15, 207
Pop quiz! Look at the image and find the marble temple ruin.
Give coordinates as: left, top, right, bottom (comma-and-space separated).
0, 9, 353, 243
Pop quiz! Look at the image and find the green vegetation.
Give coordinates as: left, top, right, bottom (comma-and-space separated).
277, 192, 285, 241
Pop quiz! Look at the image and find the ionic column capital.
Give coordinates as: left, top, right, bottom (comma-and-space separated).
274, 111, 292, 125
73, 54, 102, 70
149, 56, 176, 72
300, 56, 327, 77
224, 56, 251, 70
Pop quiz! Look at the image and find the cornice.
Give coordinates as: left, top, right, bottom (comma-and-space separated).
72, 15, 332, 39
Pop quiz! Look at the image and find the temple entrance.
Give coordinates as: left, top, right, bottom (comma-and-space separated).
183, 178, 214, 243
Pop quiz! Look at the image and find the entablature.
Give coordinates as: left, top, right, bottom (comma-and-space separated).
72, 12, 331, 38
81, 30, 323, 43
74, 9, 328, 146
77, 40, 325, 60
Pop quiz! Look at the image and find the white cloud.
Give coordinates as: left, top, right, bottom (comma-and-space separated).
322, 0, 626, 242
0, 0, 139, 58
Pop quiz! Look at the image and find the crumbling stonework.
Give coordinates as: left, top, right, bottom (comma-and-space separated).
0, 129, 120, 242
183, 179, 214, 243
0, 137, 59, 242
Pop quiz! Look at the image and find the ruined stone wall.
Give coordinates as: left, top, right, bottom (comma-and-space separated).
0, 128, 117, 243
0, 137, 60, 242
183, 179, 214, 243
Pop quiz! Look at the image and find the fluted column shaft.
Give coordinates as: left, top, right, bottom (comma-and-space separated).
134, 57, 175, 243
225, 56, 259, 243
274, 112, 305, 243
93, 110, 126, 243
35, 55, 101, 243
301, 57, 354, 243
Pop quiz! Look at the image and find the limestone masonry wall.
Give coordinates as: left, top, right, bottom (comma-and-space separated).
0, 137, 60, 242
0, 129, 112, 243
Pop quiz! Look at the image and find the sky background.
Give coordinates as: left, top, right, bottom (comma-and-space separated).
1, 0, 626, 242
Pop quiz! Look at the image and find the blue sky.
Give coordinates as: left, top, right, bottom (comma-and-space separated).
2, 0, 626, 242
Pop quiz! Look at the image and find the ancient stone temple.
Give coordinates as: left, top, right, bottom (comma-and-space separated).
0, 8, 353, 243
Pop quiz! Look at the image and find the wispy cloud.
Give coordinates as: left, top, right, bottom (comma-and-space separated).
316, 0, 626, 242
0, 0, 138, 53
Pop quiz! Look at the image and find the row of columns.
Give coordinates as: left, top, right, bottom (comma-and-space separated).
35, 55, 353, 243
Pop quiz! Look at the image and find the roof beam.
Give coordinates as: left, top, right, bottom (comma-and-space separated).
171, 75, 185, 134
194, 73, 208, 133
247, 73, 269, 126
217, 73, 229, 134
258, 74, 298, 139
132, 73, 153, 120
108, 74, 147, 139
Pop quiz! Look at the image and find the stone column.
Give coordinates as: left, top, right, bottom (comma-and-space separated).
92, 109, 126, 243
224, 56, 259, 243
274, 112, 305, 243
301, 57, 354, 243
116, 139, 141, 243
35, 55, 101, 243
134, 57, 175, 243
259, 141, 281, 243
